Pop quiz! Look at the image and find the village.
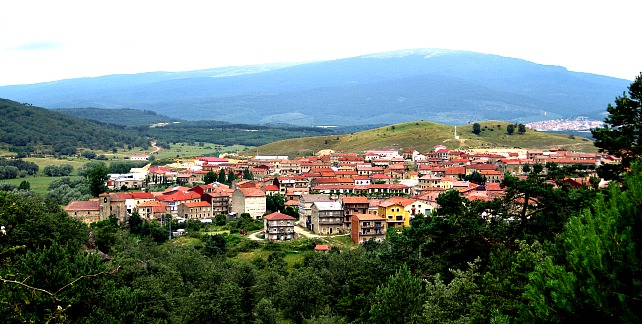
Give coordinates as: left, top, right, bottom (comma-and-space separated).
64, 145, 613, 245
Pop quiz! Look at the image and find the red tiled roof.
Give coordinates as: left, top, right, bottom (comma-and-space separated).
65, 200, 99, 211
157, 191, 200, 202
239, 188, 266, 197
162, 186, 190, 194
354, 213, 385, 221
109, 192, 133, 202
380, 197, 415, 208
264, 212, 296, 221
285, 200, 300, 206
182, 201, 211, 208
130, 192, 155, 199
341, 196, 370, 204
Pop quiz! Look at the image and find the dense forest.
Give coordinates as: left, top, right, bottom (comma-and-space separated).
0, 99, 148, 155
140, 120, 338, 147
55, 108, 179, 127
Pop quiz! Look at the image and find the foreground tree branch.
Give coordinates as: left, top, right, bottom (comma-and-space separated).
1, 266, 121, 301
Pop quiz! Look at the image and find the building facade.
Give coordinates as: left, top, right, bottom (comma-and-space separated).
263, 212, 296, 241
310, 201, 344, 235
351, 213, 387, 244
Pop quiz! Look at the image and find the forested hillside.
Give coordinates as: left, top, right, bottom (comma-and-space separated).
55, 108, 178, 126
141, 120, 339, 147
0, 99, 149, 155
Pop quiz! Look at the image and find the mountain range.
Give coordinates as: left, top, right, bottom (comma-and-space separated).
0, 49, 628, 126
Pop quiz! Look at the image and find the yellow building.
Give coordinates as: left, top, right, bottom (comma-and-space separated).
378, 196, 415, 228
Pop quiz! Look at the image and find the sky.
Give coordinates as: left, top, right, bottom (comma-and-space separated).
0, 0, 640, 86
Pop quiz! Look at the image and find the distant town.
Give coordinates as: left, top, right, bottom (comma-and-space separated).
65, 145, 615, 244
526, 117, 604, 131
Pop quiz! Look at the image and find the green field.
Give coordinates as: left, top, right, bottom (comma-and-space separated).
24, 157, 88, 176
154, 142, 251, 160
0, 175, 83, 195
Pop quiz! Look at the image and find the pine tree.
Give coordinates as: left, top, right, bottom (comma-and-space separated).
592, 73, 642, 180
522, 158, 642, 322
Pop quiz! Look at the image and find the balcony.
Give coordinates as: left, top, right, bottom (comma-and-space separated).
361, 230, 385, 236
320, 218, 344, 225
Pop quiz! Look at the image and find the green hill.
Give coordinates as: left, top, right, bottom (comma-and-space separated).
0, 99, 148, 155
251, 121, 597, 157
55, 107, 179, 126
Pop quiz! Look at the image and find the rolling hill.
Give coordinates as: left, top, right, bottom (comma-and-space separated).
0, 49, 628, 126
250, 121, 597, 157
0, 99, 147, 155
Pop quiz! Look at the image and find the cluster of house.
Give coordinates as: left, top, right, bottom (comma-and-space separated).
65, 146, 613, 244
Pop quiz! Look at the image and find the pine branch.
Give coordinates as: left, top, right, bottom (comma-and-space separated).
1, 266, 121, 301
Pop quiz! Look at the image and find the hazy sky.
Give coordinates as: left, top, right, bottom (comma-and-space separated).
1, 0, 640, 86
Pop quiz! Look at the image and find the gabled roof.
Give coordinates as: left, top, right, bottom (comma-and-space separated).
137, 200, 170, 213
238, 188, 266, 197
65, 200, 99, 211
130, 192, 155, 199
109, 192, 133, 202
162, 186, 190, 194
157, 191, 201, 202
263, 185, 280, 191
380, 196, 416, 208
264, 212, 296, 221
181, 201, 212, 208
340, 196, 370, 204
353, 213, 385, 221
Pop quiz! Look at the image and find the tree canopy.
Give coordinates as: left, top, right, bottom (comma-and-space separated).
592, 73, 642, 180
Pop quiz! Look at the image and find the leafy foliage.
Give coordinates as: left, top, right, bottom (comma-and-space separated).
522, 159, 642, 322
592, 73, 642, 180
0, 99, 148, 155
43, 164, 74, 177
0, 158, 39, 175
141, 120, 336, 147
472, 122, 481, 135
369, 264, 424, 323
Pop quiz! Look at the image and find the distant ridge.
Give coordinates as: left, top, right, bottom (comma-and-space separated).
0, 49, 628, 126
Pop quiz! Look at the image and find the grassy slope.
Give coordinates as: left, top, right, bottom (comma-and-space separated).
251, 121, 597, 157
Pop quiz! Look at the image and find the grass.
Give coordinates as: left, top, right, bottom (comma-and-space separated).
154, 142, 251, 160
0, 175, 82, 195
24, 157, 88, 176
249, 120, 598, 157
0, 148, 16, 157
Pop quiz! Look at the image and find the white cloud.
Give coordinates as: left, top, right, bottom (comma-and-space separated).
0, 0, 640, 86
